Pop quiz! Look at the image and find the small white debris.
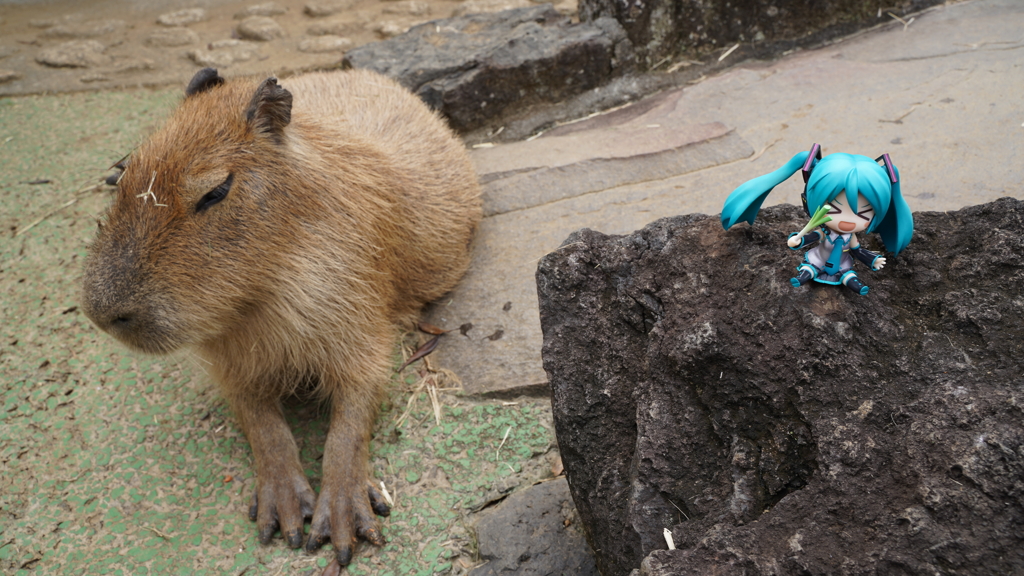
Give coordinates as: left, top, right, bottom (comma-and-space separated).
380, 481, 394, 506
663, 528, 675, 550
718, 43, 740, 62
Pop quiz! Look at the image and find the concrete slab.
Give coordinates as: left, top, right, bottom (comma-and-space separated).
472, 86, 755, 216
427, 0, 1024, 397
477, 125, 749, 216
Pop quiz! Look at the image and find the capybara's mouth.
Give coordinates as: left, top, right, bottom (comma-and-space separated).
81, 298, 186, 355
111, 333, 182, 355
95, 321, 184, 355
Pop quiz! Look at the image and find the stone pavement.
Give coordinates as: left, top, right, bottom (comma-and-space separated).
424, 0, 1024, 397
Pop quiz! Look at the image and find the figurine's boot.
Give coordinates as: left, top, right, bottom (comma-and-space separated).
842, 272, 869, 296
790, 264, 816, 288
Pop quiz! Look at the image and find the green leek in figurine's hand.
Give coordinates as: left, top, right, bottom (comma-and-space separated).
788, 205, 833, 248
721, 143, 913, 296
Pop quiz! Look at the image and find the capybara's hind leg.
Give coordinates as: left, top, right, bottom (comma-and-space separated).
305, 385, 386, 566
228, 392, 317, 548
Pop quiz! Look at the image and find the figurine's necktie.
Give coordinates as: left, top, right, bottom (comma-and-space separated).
823, 233, 847, 275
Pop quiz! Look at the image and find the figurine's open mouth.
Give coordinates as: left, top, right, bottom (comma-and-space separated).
838, 221, 856, 232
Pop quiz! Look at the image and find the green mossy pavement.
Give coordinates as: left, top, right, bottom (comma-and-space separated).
0, 89, 555, 575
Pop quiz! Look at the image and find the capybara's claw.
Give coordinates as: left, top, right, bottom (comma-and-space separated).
248, 493, 259, 522
258, 520, 278, 545
249, 467, 316, 547
306, 474, 387, 564
360, 526, 386, 547
370, 498, 391, 517
367, 483, 391, 517
305, 518, 329, 553
285, 528, 304, 549
335, 545, 353, 567
305, 518, 353, 567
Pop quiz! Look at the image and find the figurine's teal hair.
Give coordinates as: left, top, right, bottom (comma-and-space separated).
721, 151, 914, 254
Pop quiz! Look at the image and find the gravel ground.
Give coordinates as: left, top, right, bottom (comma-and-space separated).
0, 0, 576, 97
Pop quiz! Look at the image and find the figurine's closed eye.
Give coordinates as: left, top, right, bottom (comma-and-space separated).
856, 206, 874, 221
826, 203, 842, 215
196, 174, 233, 213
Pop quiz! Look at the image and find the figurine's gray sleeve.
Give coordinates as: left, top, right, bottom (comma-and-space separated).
851, 246, 881, 268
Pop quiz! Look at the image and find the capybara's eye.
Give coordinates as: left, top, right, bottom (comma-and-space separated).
196, 174, 233, 213
105, 153, 130, 186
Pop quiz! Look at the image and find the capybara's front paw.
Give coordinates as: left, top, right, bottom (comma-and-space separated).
248, 466, 317, 548
305, 478, 388, 565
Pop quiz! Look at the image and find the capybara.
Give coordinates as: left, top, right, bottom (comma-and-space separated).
81, 67, 482, 565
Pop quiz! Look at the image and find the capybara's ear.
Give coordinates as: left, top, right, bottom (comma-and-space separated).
185, 68, 225, 97
245, 77, 292, 143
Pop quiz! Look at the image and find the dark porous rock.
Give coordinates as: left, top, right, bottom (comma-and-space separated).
537, 198, 1024, 576
342, 5, 634, 132
470, 477, 599, 576
579, 0, 948, 68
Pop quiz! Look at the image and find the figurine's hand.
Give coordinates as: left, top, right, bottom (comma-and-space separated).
787, 235, 802, 248
874, 257, 887, 270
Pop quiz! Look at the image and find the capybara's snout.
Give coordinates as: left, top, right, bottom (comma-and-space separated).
81, 242, 181, 355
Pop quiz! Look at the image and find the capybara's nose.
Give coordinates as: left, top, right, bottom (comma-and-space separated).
106, 311, 136, 333
81, 261, 146, 340
82, 289, 136, 335
81, 290, 175, 353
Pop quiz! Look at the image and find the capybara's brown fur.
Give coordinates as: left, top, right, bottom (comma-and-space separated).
81, 68, 481, 564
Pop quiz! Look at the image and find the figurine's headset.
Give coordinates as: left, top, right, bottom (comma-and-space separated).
799, 143, 899, 217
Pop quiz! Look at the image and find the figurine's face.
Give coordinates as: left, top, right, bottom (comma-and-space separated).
823, 191, 873, 234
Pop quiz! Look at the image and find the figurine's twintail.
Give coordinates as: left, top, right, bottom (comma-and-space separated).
873, 164, 913, 255
721, 151, 810, 230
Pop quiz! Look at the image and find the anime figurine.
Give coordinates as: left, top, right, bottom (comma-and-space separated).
721, 144, 913, 295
